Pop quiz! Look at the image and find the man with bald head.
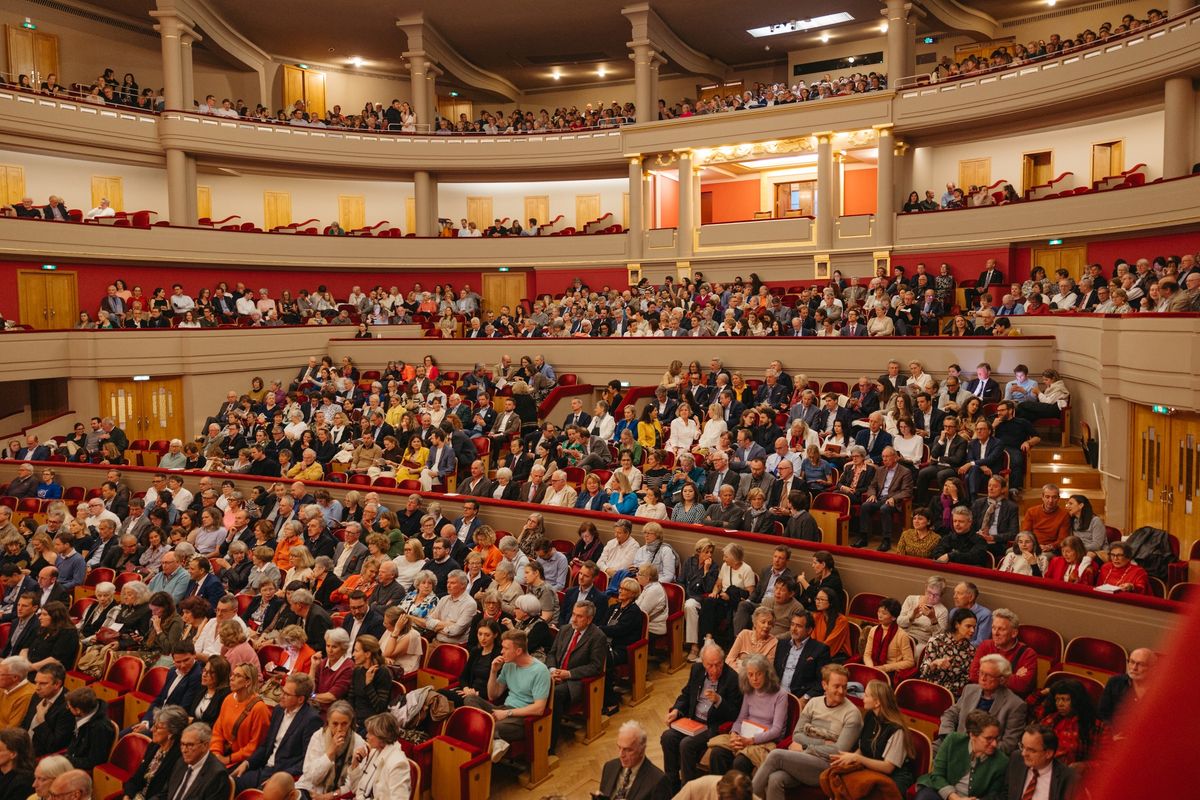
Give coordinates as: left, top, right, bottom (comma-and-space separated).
1098, 647, 1157, 727
48, 769, 93, 800
854, 447, 913, 551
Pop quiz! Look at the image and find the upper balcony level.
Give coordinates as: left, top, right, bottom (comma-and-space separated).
3, 8, 1199, 176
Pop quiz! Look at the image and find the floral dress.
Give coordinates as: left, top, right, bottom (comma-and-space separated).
918, 632, 976, 696
400, 590, 438, 619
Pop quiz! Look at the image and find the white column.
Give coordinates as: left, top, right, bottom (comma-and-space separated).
425, 64, 442, 132
631, 44, 657, 123
180, 32, 196, 109
885, 0, 913, 79
414, 170, 435, 236
875, 127, 896, 247
643, 168, 655, 228
157, 18, 184, 111
628, 157, 644, 259
816, 133, 834, 249
1163, 77, 1196, 178
408, 54, 429, 133
166, 148, 188, 227
677, 151, 695, 258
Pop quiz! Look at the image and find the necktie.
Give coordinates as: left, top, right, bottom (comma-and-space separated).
1021, 768, 1040, 800
173, 765, 196, 800
562, 629, 581, 670
975, 381, 985, 398
615, 767, 633, 800
981, 500, 998, 536
868, 432, 876, 452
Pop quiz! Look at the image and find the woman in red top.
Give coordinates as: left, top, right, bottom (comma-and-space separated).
1096, 541, 1150, 594
1044, 535, 1098, 586
1035, 678, 1102, 765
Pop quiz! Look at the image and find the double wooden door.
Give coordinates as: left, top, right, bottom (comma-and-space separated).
98, 378, 186, 444
17, 270, 77, 330
480, 274, 526, 316
1129, 405, 1200, 557
1030, 245, 1087, 281
5, 26, 58, 85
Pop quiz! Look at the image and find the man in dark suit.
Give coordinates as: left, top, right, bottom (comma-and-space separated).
331, 525, 368, 580
561, 397, 592, 430
773, 609, 832, 699
918, 289, 944, 336
132, 645, 204, 733
1, 593, 40, 657
1006, 724, 1079, 800
600, 720, 671, 800
15, 435, 51, 461
183, 557, 226, 608
854, 447, 914, 551
913, 392, 946, 444
21, 662, 74, 756
458, 461, 494, 498
849, 412, 890, 465
733, 545, 794, 631
840, 310, 868, 337
959, 419, 1007, 496
729, 429, 767, 473
289, 589, 332, 653
340, 590, 385, 647
423, 429, 458, 487
557, 562, 606, 626
965, 259, 1005, 308
42, 195, 70, 221
233, 673, 323, 790
155, 723, 230, 800
812, 393, 852, 438
916, 417, 969, 502
755, 372, 790, 414
964, 362, 1002, 404
546, 598, 609, 750
971, 476, 1021, 558
450, 500, 484, 546
717, 390, 745, 426
519, 465, 550, 504
846, 378, 881, 420
702, 451, 739, 504
660, 644, 741, 793
65, 688, 116, 771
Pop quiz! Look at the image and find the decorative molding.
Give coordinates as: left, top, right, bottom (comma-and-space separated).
396, 14, 520, 102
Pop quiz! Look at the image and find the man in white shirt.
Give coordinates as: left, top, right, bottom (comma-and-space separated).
82, 498, 120, 532
416, 571, 477, 644
169, 284, 195, 314
193, 595, 248, 659
85, 198, 116, 219
235, 292, 257, 316
456, 218, 471, 237
596, 520, 639, 577
167, 475, 194, 513
1050, 279, 1079, 311
214, 99, 240, 118
196, 94, 218, 114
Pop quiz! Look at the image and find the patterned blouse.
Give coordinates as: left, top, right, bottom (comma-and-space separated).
919, 632, 976, 696
894, 528, 941, 559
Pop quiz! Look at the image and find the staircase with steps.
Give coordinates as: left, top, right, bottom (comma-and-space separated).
1019, 445, 1105, 515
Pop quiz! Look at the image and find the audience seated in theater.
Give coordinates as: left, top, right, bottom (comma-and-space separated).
938, 653, 1028, 755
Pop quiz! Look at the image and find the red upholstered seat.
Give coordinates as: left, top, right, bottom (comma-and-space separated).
895, 678, 954, 737
848, 592, 885, 624
94, 733, 151, 799
1063, 636, 1127, 680
1043, 671, 1104, 706
1018, 624, 1064, 687
417, 644, 469, 689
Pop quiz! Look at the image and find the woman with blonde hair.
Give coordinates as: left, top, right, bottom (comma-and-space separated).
819, 679, 916, 799
379, 606, 424, 672
695, 403, 728, 454
470, 525, 505, 574
211, 662, 271, 767
284, 545, 315, 587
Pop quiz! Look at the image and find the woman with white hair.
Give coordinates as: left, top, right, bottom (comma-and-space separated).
78, 581, 119, 638
347, 712, 410, 800
506, 593, 552, 662
311, 627, 355, 709
297, 700, 364, 799
704, 653, 788, 775
284, 409, 308, 441
636, 564, 668, 636
491, 560, 523, 614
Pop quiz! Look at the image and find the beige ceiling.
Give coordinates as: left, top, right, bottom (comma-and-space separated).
94, 1, 1105, 95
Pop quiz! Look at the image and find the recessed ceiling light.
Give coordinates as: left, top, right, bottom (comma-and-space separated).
848, 56, 855, 63
552, 69, 561, 80
349, 56, 365, 68
748, 13, 854, 38
821, 33, 830, 43
880, 22, 889, 33
597, 66, 607, 78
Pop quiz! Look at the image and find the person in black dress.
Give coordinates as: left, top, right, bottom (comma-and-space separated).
121, 704, 186, 800
27, 602, 80, 671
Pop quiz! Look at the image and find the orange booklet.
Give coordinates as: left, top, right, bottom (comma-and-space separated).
669, 717, 707, 736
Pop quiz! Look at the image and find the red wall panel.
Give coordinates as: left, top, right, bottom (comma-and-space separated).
892, 246, 1016, 284
700, 179, 763, 223
1086, 231, 1200, 269
656, 174, 679, 229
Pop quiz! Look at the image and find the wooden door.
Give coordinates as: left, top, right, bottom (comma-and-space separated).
575, 194, 601, 228
1030, 245, 1088, 281
338, 195, 365, 231
282, 65, 305, 110
957, 158, 990, 189
1022, 151, 1053, 191
196, 186, 212, 221
98, 378, 186, 444
5, 26, 58, 83
303, 70, 327, 119
465, 196, 492, 232
524, 196, 549, 228
17, 270, 76, 330
1162, 411, 1200, 556
1129, 405, 1166, 533
1091, 141, 1124, 183
91, 176, 124, 212
480, 274, 526, 316
700, 191, 713, 225
264, 191, 292, 230
0, 164, 25, 206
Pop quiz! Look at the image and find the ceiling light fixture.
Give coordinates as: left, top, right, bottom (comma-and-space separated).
748, 13, 854, 38
848, 56, 855, 63
552, 69, 561, 80
597, 66, 607, 77
820, 33, 830, 43
880, 22, 888, 33
349, 56, 365, 68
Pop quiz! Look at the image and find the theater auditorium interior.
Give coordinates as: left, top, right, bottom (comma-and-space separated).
0, 1, 1197, 799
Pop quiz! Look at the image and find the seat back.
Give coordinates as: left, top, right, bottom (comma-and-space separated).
1043, 671, 1105, 706
663, 581, 684, 615
1063, 636, 1127, 679
427, 643, 469, 676
110, 732, 152, 770
847, 592, 884, 623
910, 729, 933, 776
444, 705, 495, 752
104, 655, 146, 690
846, 663, 888, 689
1018, 624, 1065, 687
137, 665, 170, 697
895, 678, 954, 717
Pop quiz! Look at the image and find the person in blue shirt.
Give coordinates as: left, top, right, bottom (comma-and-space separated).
52, 534, 86, 590
35, 468, 63, 500
604, 472, 639, 515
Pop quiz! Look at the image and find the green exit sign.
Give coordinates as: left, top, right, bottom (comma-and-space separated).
1047, 238, 1063, 246
1152, 405, 1173, 415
